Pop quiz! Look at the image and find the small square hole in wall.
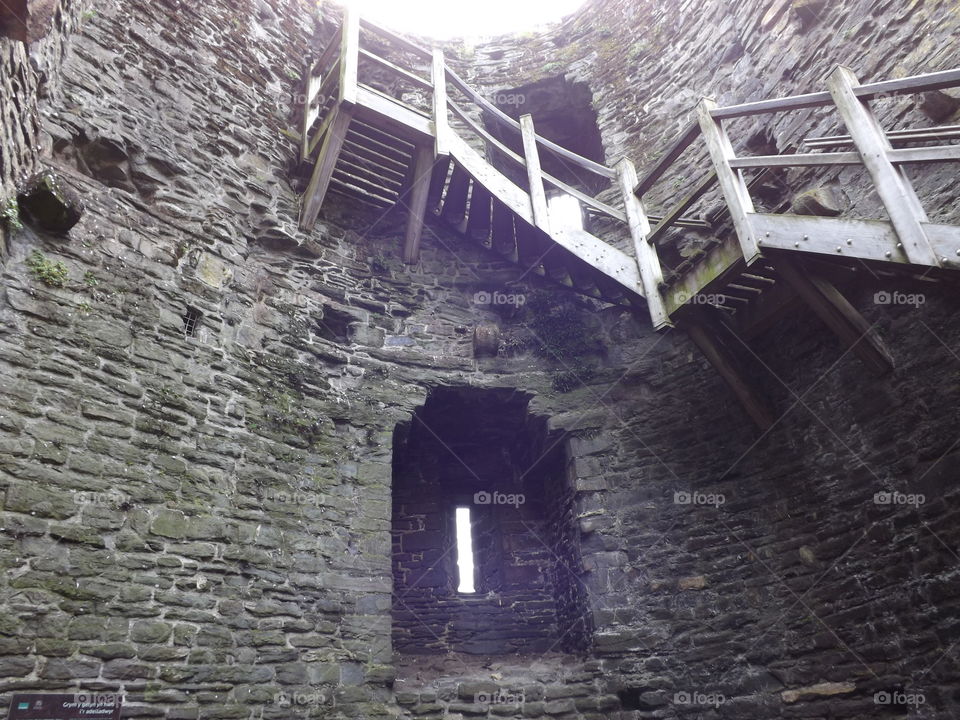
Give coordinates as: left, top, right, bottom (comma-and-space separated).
182, 307, 201, 337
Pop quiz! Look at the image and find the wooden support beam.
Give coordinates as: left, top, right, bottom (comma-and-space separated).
685, 313, 775, 431
339, 7, 360, 105
696, 98, 761, 265
300, 68, 324, 162
520, 114, 551, 234
826, 66, 938, 267
300, 106, 353, 230
403, 144, 435, 264
777, 259, 894, 375
616, 158, 672, 329
432, 49, 450, 156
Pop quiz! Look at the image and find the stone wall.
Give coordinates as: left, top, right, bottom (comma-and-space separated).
0, 0, 959, 719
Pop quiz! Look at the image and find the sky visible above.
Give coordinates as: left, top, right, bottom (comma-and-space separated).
338, 0, 587, 39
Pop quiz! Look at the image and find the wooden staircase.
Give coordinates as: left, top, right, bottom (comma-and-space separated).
295, 8, 960, 429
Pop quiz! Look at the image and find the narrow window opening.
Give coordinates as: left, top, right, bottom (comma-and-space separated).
182, 307, 201, 337
455, 506, 476, 594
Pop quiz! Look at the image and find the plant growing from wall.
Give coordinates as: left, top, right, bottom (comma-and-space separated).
26, 250, 69, 288
1, 198, 23, 231
521, 290, 604, 392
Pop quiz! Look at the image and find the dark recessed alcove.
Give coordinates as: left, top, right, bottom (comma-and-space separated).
488, 75, 607, 195
391, 387, 592, 655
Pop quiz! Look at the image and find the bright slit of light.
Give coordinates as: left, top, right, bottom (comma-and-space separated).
341, 0, 586, 39
455, 507, 475, 593
549, 194, 584, 230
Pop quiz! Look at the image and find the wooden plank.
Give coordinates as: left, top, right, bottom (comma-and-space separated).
854, 68, 960, 101
306, 101, 339, 158
711, 90, 833, 119
341, 138, 409, 177
826, 66, 938, 266
440, 165, 470, 224
446, 132, 534, 224
647, 172, 717, 245
616, 158, 671, 329
634, 121, 700, 197
331, 167, 398, 203
354, 86, 433, 143
730, 275, 801, 341
520, 114, 551, 233
924, 222, 960, 267
358, 17, 432, 60
443, 66, 616, 180
777, 260, 894, 375
336, 155, 404, 190
888, 146, 960, 164
358, 48, 432, 90
729, 151, 862, 169
300, 68, 324, 162
432, 49, 450, 156
804, 124, 960, 149
403, 144, 435, 264
696, 98, 761, 264
663, 235, 744, 315
311, 26, 343, 76
339, 7, 360, 105
685, 314, 775, 430
547, 225, 643, 296
749, 212, 909, 263
300, 106, 354, 230
349, 119, 415, 157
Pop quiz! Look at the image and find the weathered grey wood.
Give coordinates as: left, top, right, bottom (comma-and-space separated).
444, 66, 616, 179
342, 138, 409, 176
804, 124, 960, 149
426, 155, 451, 213
827, 65, 938, 266
854, 68, 960, 101
358, 49, 432, 90
697, 98, 761, 264
336, 156, 403, 190
339, 7, 360, 106
777, 260, 894, 375
331, 167, 398, 202
520, 114, 551, 233
663, 235, 744, 315
887, 146, 960, 164
728, 151, 863, 169
354, 86, 433, 142
358, 17, 432, 60
711, 90, 833, 119
634, 121, 700, 197
310, 26, 342, 79
432, 49, 450, 156
685, 317, 775, 430
749, 212, 909, 264
300, 106, 354, 230
924, 222, 960, 267
403, 144, 435, 264
301, 68, 324, 162
546, 225, 644, 296
446, 132, 534, 225
306, 96, 338, 158
616, 158, 671, 329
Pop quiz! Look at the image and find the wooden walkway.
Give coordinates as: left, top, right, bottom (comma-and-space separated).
296, 9, 960, 428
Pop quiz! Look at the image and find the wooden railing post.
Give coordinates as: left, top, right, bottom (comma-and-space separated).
300, 65, 323, 162
519, 114, 550, 233
432, 49, 450, 156
616, 158, 672, 329
339, 7, 359, 105
826, 65, 939, 266
696, 98, 761, 264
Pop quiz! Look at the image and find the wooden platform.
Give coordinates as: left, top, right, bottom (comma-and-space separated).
296, 9, 960, 428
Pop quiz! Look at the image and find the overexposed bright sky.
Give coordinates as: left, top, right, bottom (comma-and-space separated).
339, 0, 587, 39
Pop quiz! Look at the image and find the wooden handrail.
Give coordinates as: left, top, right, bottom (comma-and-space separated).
358, 17, 432, 60
310, 26, 342, 78
804, 124, 960, 149
444, 66, 616, 180
633, 121, 700, 197
358, 48, 432, 90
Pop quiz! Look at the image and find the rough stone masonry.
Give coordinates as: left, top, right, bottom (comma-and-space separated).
0, 0, 959, 719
